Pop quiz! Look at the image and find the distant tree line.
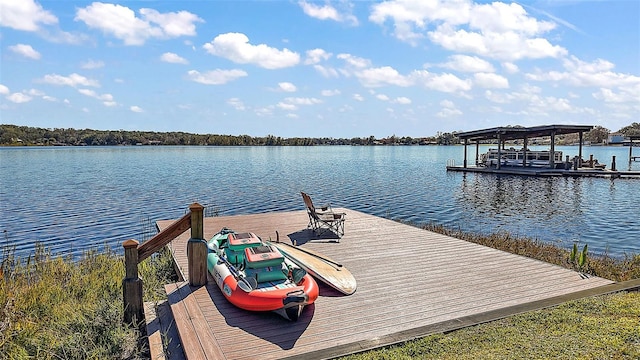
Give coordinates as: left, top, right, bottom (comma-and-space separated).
1, 123, 638, 147
0, 124, 444, 146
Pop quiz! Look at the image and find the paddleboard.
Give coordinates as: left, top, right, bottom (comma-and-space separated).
270, 242, 357, 295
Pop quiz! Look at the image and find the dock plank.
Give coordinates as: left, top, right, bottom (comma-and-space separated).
158, 208, 615, 359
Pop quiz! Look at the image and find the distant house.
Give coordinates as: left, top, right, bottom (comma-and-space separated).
607, 133, 626, 144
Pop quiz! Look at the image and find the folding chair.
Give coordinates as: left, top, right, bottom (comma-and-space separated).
300, 191, 346, 239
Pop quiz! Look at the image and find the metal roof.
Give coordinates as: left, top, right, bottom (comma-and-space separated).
456, 124, 594, 141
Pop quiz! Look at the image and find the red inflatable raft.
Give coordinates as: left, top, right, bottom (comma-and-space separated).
207, 229, 319, 321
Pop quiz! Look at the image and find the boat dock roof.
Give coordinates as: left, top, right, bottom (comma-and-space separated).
148, 208, 635, 360
456, 124, 594, 142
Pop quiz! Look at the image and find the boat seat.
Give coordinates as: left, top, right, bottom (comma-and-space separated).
224, 232, 262, 265
244, 245, 284, 268
245, 265, 288, 283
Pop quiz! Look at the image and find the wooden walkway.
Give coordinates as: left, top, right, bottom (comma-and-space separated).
156, 209, 615, 360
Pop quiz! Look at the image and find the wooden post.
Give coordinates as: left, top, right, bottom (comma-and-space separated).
589, 154, 594, 168
578, 131, 584, 161
523, 136, 528, 167
463, 139, 468, 168
549, 131, 556, 169
188, 203, 207, 286
123, 239, 143, 326
612, 156, 617, 171
475, 141, 479, 166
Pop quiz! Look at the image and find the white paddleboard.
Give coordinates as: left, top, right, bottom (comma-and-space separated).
270, 242, 357, 295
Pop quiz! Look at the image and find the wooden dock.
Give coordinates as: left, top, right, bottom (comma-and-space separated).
155, 208, 616, 360
446, 165, 640, 178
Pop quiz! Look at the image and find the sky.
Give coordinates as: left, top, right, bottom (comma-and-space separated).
1, 0, 639, 138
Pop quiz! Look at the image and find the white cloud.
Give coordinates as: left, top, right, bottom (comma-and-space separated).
440, 55, 494, 73
203, 33, 300, 69
370, 0, 567, 61
593, 88, 639, 104
26, 89, 45, 97
376, 94, 390, 101
428, 24, 567, 61
440, 99, 456, 108
0, 84, 9, 94
9, 44, 41, 59
437, 99, 463, 117
7, 93, 33, 103
353, 93, 364, 101
40, 73, 100, 87
75, 3, 203, 45
337, 53, 371, 69
502, 62, 519, 74
130, 106, 143, 113
526, 56, 640, 102
277, 102, 297, 111
161, 52, 188, 64
254, 106, 274, 117
356, 66, 414, 87
283, 97, 322, 105
437, 107, 463, 117
474, 72, 509, 89
423, 73, 473, 93
0, 0, 58, 31
227, 98, 246, 110
321, 89, 341, 96
313, 65, 339, 78
278, 82, 297, 92
187, 69, 247, 85
81, 60, 105, 69
138, 8, 203, 38
78, 88, 116, 106
305, 48, 332, 65
469, 2, 556, 35
394, 97, 412, 104
298, 1, 358, 25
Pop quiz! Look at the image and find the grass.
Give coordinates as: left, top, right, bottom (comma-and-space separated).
338, 291, 640, 360
0, 244, 176, 359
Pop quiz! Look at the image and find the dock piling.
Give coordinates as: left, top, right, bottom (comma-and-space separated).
612, 156, 617, 171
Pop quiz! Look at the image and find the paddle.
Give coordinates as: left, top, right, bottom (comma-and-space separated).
275, 231, 343, 269
218, 253, 257, 292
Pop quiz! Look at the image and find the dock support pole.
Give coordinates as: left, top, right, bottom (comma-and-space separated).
549, 131, 556, 169
463, 139, 468, 168
578, 132, 584, 161
612, 156, 617, 171
123, 239, 143, 326
475, 141, 480, 166
187, 203, 207, 287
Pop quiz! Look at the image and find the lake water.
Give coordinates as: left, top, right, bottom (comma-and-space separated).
1, 145, 639, 260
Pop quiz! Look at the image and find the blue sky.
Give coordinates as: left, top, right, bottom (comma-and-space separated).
1, 0, 638, 138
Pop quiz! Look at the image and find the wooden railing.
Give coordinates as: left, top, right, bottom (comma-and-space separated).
122, 203, 208, 325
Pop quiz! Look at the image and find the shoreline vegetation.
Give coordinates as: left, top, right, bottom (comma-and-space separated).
1, 223, 638, 359
2, 123, 639, 147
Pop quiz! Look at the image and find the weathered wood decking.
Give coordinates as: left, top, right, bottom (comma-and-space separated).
155, 209, 615, 360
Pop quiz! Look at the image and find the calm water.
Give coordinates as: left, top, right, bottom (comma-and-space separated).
1, 145, 639, 259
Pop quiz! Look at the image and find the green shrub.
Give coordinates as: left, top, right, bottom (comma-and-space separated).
0, 244, 176, 359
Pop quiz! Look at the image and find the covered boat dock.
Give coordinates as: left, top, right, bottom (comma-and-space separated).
448, 124, 640, 177
455, 124, 593, 170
